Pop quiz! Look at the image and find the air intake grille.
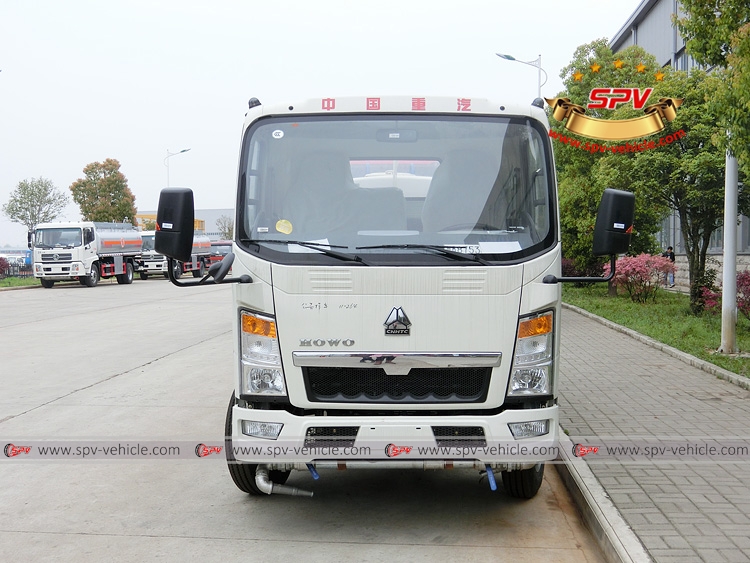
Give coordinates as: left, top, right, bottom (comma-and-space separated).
432, 426, 487, 447
304, 426, 359, 448
41, 253, 72, 262
303, 367, 491, 404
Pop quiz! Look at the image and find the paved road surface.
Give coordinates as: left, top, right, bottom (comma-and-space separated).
0, 280, 604, 562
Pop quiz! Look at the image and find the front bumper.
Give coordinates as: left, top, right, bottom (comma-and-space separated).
34, 261, 84, 280
230, 404, 559, 470
141, 261, 168, 273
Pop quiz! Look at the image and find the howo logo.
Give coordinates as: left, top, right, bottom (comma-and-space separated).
299, 339, 355, 347
384, 307, 411, 335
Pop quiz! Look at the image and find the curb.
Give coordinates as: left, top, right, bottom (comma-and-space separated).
556, 430, 652, 563
562, 302, 750, 391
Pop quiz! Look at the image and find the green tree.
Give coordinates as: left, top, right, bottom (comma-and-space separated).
590, 70, 749, 312
552, 39, 668, 275
676, 2, 750, 172
216, 215, 234, 240
69, 159, 137, 222
2, 177, 69, 231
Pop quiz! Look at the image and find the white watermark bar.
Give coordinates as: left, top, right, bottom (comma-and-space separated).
567, 437, 750, 462
4, 437, 748, 463
2, 439, 558, 463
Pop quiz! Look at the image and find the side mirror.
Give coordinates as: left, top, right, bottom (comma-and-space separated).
592, 188, 635, 256
155, 188, 195, 262
544, 188, 635, 284
27, 231, 33, 249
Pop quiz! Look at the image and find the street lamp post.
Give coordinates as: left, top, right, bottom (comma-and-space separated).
164, 148, 191, 187
496, 53, 548, 99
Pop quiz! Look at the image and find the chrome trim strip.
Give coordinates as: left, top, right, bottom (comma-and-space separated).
292, 352, 501, 375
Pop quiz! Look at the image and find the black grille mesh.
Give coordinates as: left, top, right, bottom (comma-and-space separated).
304, 426, 359, 448
432, 426, 487, 447
303, 367, 491, 404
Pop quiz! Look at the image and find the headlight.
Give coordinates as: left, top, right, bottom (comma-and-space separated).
508, 311, 553, 396
240, 311, 287, 397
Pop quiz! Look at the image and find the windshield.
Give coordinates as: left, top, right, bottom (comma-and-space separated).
237, 114, 555, 264
141, 234, 155, 251
34, 228, 82, 248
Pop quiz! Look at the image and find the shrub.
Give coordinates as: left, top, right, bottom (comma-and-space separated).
0, 256, 9, 279
705, 270, 750, 320
604, 253, 675, 303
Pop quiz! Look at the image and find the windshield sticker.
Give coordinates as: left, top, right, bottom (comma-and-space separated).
288, 239, 331, 253
443, 245, 480, 254
478, 241, 523, 253
272, 130, 284, 139
275, 219, 293, 234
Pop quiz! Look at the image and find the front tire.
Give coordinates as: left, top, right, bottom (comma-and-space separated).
139, 272, 149, 281
84, 263, 99, 287
501, 463, 544, 499
40, 279, 55, 288
172, 260, 183, 279
225, 392, 290, 495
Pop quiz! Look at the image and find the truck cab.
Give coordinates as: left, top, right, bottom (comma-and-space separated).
155, 95, 633, 499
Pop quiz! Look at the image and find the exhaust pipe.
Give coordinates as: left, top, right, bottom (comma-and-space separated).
255, 466, 313, 497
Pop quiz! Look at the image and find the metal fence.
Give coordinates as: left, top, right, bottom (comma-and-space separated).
1, 265, 33, 278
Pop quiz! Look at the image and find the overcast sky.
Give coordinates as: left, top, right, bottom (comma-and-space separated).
0, 0, 641, 247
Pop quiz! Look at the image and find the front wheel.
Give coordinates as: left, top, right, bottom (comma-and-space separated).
139, 272, 148, 281
40, 279, 55, 288
225, 392, 290, 495
501, 463, 544, 499
172, 260, 183, 279
84, 263, 99, 287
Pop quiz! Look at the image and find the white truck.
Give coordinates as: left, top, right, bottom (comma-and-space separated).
138, 231, 212, 280
154, 95, 634, 498
29, 221, 141, 288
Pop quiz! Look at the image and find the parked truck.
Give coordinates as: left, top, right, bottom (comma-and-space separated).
138, 231, 212, 280
154, 95, 634, 499
29, 221, 141, 288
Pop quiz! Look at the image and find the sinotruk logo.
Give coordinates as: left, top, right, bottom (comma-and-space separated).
384, 307, 411, 335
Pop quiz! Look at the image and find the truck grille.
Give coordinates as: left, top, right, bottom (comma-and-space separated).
41, 253, 72, 262
303, 367, 491, 404
304, 426, 359, 448
432, 426, 487, 447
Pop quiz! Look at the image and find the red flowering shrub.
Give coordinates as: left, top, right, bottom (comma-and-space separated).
700, 271, 750, 319
0, 256, 9, 279
604, 253, 676, 303
737, 271, 750, 321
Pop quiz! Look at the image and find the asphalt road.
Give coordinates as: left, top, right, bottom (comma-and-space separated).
0, 279, 604, 562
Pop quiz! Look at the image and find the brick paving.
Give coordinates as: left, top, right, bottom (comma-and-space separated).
559, 307, 750, 563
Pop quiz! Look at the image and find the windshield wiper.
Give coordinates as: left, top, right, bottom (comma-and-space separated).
242, 239, 370, 266
357, 244, 490, 265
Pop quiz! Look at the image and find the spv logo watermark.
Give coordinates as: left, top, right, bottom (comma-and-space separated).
548, 59, 683, 143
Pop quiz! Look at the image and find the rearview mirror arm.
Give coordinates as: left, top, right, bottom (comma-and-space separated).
542, 254, 616, 284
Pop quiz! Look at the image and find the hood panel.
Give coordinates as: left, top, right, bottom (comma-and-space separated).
271, 265, 523, 409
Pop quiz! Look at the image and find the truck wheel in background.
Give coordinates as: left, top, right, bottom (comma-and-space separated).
139, 272, 148, 281
225, 392, 291, 495
117, 262, 134, 284
192, 260, 206, 278
501, 463, 544, 499
172, 261, 183, 279
84, 263, 99, 287
40, 279, 55, 288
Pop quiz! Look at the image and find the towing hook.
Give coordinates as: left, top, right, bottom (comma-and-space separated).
255, 466, 314, 497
